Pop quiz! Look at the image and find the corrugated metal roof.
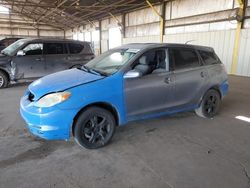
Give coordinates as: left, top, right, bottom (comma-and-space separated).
0, 0, 162, 29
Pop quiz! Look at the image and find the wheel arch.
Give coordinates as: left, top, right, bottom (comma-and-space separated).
198, 85, 222, 106
207, 85, 222, 99
0, 68, 10, 82
71, 102, 120, 137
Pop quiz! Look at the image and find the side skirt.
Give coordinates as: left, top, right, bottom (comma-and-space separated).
126, 104, 199, 123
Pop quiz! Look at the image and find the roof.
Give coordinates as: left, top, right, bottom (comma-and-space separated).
0, 0, 162, 30
119, 43, 214, 51
19, 38, 91, 44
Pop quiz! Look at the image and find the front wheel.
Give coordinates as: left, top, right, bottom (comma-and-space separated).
0, 71, 9, 89
74, 107, 116, 149
195, 89, 221, 118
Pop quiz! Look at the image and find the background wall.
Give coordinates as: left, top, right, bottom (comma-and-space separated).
0, 12, 65, 40
69, 0, 250, 77
122, 0, 250, 77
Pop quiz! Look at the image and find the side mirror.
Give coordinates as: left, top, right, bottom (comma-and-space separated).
17, 50, 25, 56
124, 70, 141, 79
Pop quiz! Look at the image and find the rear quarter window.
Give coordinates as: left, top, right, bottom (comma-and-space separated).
44, 43, 67, 55
199, 50, 220, 65
68, 43, 84, 54
170, 48, 200, 70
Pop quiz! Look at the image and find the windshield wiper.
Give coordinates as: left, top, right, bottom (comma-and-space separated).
89, 68, 108, 77
80, 65, 89, 72
79, 65, 108, 77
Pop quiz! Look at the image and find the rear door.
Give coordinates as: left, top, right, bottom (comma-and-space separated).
43, 42, 69, 74
12, 42, 45, 79
169, 47, 208, 107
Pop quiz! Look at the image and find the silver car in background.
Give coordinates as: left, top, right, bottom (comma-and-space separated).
0, 38, 95, 88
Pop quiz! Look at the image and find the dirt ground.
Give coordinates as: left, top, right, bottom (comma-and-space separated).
0, 76, 250, 188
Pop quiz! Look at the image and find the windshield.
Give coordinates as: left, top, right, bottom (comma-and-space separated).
84, 48, 138, 75
1, 39, 28, 56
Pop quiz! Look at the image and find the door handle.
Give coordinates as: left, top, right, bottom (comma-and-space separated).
35, 58, 42, 61
164, 77, 171, 84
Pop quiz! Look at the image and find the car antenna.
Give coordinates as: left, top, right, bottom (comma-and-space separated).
185, 40, 195, 44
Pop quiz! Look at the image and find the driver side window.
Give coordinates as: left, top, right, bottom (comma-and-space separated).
132, 48, 170, 77
22, 43, 43, 56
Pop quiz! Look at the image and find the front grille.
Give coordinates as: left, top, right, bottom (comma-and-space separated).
28, 92, 35, 101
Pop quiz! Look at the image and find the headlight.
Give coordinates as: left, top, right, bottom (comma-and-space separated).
35, 91, 71, 108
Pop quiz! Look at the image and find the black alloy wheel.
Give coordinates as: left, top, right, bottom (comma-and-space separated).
74, 107, 116, 149
195, 89, 221, 118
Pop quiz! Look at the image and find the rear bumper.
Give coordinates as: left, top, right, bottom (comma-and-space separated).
20, 96, 78, 140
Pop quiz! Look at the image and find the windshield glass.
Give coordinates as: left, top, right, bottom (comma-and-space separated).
1, 39, 28, 56
84, 48, 139, 75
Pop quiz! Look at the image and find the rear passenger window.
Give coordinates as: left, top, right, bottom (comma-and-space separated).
44, 43, 66, 55
170, 48, 200, 70
199, 50, 219, 65
68, 43, 84, 54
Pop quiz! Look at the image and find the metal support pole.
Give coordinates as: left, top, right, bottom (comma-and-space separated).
122, 13, 126, 38
231, 0, 245, 74
37, 27, 40, 38
146, 0, 164, 43
99, 20, 102, 54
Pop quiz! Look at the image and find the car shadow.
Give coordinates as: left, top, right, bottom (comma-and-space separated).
9, 81, 32, 88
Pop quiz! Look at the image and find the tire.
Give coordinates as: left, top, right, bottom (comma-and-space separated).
74, 107, 116, 149
195, 89, 221, 118
0, 71, 9, 89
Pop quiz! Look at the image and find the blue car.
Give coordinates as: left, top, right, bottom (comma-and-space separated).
20, 43, 228, 149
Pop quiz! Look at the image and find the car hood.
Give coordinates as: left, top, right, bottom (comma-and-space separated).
29, 68, 104, 100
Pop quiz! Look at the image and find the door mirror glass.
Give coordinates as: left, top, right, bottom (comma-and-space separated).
124, 70, 141, 79
16, 50, 25, 56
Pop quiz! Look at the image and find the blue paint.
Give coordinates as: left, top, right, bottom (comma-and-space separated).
20, 68, 229, 141
20, 94, 78, 140
29, 68, 104, 100
219, 80, 229, 97
20, 71, 126, 140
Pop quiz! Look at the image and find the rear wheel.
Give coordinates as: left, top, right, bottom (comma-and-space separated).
74, 107, 116, 149
195, 89, 221, 118
0, 71, 9, 89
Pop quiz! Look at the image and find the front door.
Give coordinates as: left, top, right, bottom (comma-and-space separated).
124, 48, 175, 119
12, 43, 45, 79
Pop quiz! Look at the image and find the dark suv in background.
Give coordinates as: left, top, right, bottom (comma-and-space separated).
0, 38, 95, 88
0, 38, 22, 51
